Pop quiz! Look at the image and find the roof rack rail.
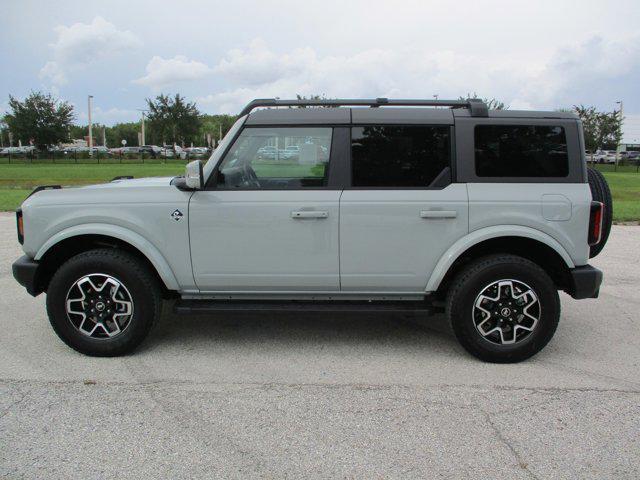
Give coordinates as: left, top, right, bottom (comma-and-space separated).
239, 97, 488, 117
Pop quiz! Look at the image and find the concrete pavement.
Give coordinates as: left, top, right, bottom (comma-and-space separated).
0, 213, 638, 479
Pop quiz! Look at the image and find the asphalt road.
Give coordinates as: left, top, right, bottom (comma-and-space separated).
0, 212, 638, 479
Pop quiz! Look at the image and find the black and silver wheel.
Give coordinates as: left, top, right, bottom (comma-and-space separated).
446, 254, 560, 363
47, 249, 160, 356
65, 273, 134, 339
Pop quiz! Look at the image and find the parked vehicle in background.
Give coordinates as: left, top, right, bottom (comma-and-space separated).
138, 145, 162, 158
257, 145, 278, 160
620, 151, 639, 161
12, 97, 610, 363
181, 147, 209, 159
109, 147, 124, 155
593, 150, 617, 164
0, 146, 36, 156
282, 145, 300, 159
159, 145, 184, 159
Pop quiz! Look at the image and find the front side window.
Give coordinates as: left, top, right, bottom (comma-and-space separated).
216, 127, 332, 189
351, 126, 450, 187
475, 125, 569, 177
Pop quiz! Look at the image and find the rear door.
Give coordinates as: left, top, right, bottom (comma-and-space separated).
339, 111, 469, 292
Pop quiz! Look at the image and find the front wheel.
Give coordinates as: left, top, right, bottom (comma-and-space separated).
446, 254, 560, 363
46, 249, 161, 356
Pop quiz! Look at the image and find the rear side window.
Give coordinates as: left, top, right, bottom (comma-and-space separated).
475, 125, 569, 177
351, 126, 450, 187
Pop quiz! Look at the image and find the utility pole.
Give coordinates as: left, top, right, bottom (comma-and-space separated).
88, 95, 93, 155
137, 109, 147, 146
616, 100, 624, 171
141, 112, 146, 146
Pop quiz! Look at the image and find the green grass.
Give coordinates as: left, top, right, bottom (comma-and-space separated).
0, 189, 31, 211
0, 163, 638, 221
596, 169, 640, 222
0, 163, 186, 212
0, 163, 185, 189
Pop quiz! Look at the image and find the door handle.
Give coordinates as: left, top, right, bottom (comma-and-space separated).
420, 210, 457, 219
291, 210, 329, 219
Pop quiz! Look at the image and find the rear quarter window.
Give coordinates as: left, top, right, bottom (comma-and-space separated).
475, 125, 569, 177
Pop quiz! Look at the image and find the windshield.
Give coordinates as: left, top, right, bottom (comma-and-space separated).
202, 115, 247, 180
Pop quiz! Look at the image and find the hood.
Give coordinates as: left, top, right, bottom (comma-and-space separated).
22, 176, 182, 209
80, 176, 175, 189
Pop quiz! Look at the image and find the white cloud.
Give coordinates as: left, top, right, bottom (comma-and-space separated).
199, 40, 533, 114
520, 34, 640, 109
76, 106, 139, 125
197, 35, 640, 115
214, 38, 311, 86
39, 16, 141, 86
133, 55, 213, 89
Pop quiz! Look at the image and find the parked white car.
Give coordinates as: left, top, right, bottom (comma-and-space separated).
593, 150, 617, 164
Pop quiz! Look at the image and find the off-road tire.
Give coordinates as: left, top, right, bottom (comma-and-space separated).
446, 254, 560, 363
46, 248, 161, 356
587, 167, 613, 258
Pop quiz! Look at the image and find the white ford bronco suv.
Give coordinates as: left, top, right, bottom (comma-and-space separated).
12, 98, 610, 362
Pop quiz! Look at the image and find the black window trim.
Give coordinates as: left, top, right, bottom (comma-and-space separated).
346, 123, 454, 190
204, 124, 345, 191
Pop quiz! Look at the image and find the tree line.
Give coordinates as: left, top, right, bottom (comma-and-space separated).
1, 91, 237, 149
0, 91, 625, 152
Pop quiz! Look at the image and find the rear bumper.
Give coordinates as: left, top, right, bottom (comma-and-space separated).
567, 264, 603, 299
12, 255, 42, 297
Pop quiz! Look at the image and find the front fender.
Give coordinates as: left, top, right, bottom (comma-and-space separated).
425, 225, 575, 292
34, 223, 180, 290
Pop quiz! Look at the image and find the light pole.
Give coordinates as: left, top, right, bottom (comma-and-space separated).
88, 95, 93, 156
137, 109, 147, 146
616, 100, 624, 171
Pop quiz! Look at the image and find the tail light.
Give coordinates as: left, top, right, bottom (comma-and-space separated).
588, 201, 603, 246
16, 208, 24, 245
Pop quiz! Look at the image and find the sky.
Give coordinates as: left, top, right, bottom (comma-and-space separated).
2, 0, 640, 142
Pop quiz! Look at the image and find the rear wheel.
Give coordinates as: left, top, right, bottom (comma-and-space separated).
446, 254, 560, 363
46, 249, 161, 356
587, 167, 613, 258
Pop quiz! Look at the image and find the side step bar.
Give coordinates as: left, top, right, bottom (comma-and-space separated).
174, 300, 439, 315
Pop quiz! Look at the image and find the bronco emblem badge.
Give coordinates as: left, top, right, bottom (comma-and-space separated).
171, 209, 183, 221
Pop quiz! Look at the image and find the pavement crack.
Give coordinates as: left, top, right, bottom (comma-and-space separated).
0, 386, 27, 420
481, 408, 540, 480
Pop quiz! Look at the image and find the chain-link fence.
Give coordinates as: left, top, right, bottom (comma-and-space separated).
0, 149, 210, 164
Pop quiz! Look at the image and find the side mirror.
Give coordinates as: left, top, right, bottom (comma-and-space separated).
185, 160, 204, 189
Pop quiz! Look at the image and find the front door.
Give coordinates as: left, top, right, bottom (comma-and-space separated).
189, 126, 340, 292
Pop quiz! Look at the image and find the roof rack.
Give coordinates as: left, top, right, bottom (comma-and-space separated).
239, 97, 488, 117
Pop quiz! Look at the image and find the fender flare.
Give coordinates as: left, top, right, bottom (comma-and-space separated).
34, 223, 180, 290
425, 225, 576, 292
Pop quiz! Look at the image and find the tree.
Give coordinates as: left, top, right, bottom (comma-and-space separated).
146, 94, 201, 146
105, 122, 140, 147
4, 91, 74, 148
573, 105, 623, 156
199, 114, 238, 146
459, 92, 507, 110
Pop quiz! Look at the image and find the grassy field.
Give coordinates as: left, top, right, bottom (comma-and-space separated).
0, 163, 638, 221
0, 164, 185, 210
